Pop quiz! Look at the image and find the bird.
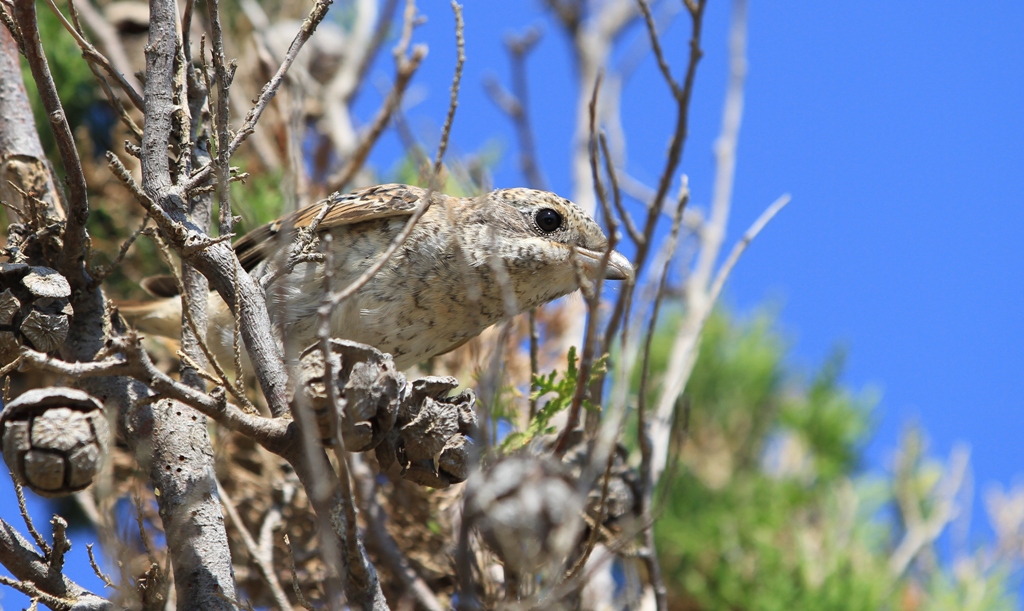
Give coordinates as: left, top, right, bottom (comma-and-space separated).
120, 183, 634, 370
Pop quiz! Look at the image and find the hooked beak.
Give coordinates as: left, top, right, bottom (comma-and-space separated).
575, 248, 635, 283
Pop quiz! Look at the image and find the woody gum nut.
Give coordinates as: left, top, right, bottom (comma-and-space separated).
297, 339, 406, 451
375, 377, 477, 489
0, 264, 73, 365
1, 387, 109, 497
465, 456, 584, 573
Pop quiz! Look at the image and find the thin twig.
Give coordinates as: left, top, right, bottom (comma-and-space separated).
602, 0, 707, 349
555, 73, 619, 456
90, 214, 150, 286
42, 0, 145, 110
284, 534, 316, 610
87, 544, 116, 589
631, 181, 694, 608
890, 445, 970, 576
147, 231, 256, 411
599, 132, 641, 245
564, 450, 617, 581
70, 0, 144, 101
216, 480, 294, 611
14, 480, 50, 556
706, 194, 789, 307
204, 0, 236, 238
47, 517, 70, 576
64, 1, 144, 140
348, 0, 400, 105
636, 0, 681, 99
132, 493, 159, 568
13, 0, 91, 287
326, 45, 427, 192
187, 0, 334, 192
350, 454, 447, 611
528, 310, 540, 419
432, 1, 465, 179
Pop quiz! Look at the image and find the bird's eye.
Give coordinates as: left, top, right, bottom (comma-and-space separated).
535, 208, 563, 233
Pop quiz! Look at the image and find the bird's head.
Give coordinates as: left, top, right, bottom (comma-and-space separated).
457, 188, 634, 311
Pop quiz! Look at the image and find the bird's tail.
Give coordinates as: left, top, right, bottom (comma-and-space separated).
116, 297, 184, 340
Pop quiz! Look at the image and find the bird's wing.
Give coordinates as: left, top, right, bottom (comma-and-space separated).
234, 184, 428, 271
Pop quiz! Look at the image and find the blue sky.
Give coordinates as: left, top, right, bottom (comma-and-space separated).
3, 1, 1023, 606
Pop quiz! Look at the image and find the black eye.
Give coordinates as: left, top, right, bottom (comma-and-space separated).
535, 208, 563, 233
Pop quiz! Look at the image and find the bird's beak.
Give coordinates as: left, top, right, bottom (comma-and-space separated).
575, 248, 635, 283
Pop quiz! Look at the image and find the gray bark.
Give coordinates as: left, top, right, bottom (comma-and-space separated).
136, 0, 238, 607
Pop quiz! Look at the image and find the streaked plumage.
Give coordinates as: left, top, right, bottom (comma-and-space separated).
122, 184, 633, 369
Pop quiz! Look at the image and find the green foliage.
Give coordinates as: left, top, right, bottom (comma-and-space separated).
779, 349, 873, 483
651, 309, 1019, 610
681, 311, 788, 471
230, 168, 286, 235
500, 347, 607, 452
21, 7, 97, 158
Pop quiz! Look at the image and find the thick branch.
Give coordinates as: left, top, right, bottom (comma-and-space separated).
0, 23, 63, 222
0, 518, 110, 610
11, 0, 90, 285
18, 344, 291, 451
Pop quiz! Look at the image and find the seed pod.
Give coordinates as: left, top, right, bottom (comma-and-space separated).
464, 456, 584, 574
295, 339, 478, 488
296, 339, 405, 451
375, 376, 477, 488
559, 430, 641, 535
0, 264, 73, 365
1, 387, 109, 497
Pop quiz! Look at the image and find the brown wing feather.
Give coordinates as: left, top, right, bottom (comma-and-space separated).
234, 184, 427, 271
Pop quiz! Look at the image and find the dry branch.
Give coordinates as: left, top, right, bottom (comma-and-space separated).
12, 0, 90, 286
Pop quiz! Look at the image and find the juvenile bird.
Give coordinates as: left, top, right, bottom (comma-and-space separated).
122, 184, 634, 369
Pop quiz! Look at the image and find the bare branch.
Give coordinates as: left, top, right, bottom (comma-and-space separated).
89, 214, 150, 286
326, 44, 427, 192
187, 0, 334, 192
351, 455, 446, 611
554, 73, 621, 456
0, 574, 75, 610
17, 344, 291, 452
86, 544, 116, 590
648, 197, 788, 484
432, 1, 465, 179
284, 535, 316, 610
70, 0, 145, 102
648, 2, 748, 484
0, 516, 109, 610
706, 193, 789, 307
217, 480, 295, 611
637, 0, 681, 99
603, 0, 707, 347
204, 0, 237, 238
147, 230, 254, 409
349, 0, 400, 105
890, 444, 971, 576
484, 27, 545, 190
12, 0, 91, 284
47, 517, 70, 577
599, 131, 641, 245
42, 0, 144, 110
320, 0, 380, 157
